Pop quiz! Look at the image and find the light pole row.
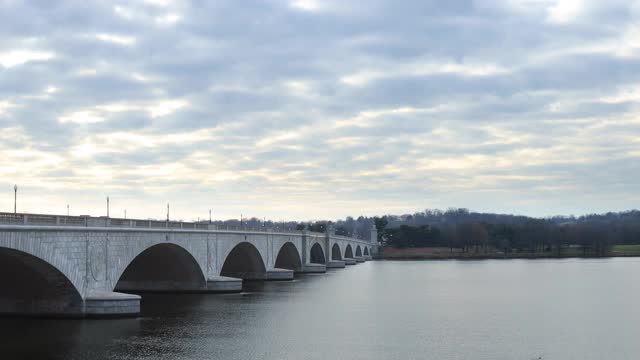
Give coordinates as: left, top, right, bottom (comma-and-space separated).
10, 187, 271, 228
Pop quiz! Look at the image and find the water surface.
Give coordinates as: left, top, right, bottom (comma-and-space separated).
1, 258, 639, 360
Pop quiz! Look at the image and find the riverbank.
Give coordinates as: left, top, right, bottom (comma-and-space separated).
381, 245, 640, 260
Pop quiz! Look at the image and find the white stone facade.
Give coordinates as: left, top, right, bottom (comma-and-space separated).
0, 224, 377, 317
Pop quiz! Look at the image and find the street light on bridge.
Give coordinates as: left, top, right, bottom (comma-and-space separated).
13, 184, 17, 214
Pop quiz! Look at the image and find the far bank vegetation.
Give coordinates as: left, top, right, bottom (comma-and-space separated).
374, 209, 640, 259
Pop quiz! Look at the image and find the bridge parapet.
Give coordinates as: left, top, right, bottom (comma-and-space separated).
0, 212, 305, 235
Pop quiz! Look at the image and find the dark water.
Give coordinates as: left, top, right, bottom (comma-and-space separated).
2, 258, 640, 360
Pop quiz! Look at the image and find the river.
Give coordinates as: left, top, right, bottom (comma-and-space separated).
1, 258, 639, 359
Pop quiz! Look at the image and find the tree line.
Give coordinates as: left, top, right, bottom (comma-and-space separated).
379, 218, 640, 256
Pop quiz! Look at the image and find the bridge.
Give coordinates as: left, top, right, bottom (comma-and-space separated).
0, 212, 378, 318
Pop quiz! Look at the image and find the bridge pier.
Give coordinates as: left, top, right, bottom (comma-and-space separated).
299, 264, 326, 273
84, 291, 140, 318
344, 258, 357, 265
265, 268, 295, 280
354, 256, 365, 263
207, 276, 243, 293
222, 268, 294, 281
326, 260, 346, 269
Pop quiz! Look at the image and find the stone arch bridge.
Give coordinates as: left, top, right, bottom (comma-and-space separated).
0, 212, 378, 318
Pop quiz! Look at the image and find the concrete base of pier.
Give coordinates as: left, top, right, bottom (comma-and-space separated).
344, 258, 357, 265
207, 276, 243, 293
84, 291, 141, 318
265, 268, 295, 280
326, 260, 346, 268
224, 268, 294, 281
355, 257, 365, 263
299, 264, 327, 273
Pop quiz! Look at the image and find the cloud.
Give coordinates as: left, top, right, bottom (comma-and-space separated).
93, 33, 137, 46
0, 50, 55, 68
546, 0, 585, 23
58, 110, 106, 124
289, 0, 322, 12
0, 0, 638, 219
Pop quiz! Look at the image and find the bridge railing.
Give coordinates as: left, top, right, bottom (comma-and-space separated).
0, 213, 380, 243
0, 212, 374, 242
0, 212, 306, 235
0, 213, 24, 224
330, 233, 371, 243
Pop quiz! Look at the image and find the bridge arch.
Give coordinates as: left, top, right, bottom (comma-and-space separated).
220, 242, 266, 279
355, 245, 362, 257
364, 247, 369, 256
309, 242, 326, 264
274, 242, 302, 271
331, 243, 342, 261
344, 244, 354, 259
115, 243, 207, 292
0, 247, 83, 315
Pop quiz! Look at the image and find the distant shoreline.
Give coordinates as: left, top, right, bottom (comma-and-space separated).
380, 246, 640, 260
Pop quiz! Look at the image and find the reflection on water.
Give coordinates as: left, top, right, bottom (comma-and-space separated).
2, 259, 640, 360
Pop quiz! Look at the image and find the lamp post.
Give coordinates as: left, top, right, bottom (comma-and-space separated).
124, 209, 127, 219
165, 203, 170, 229
106, 196, 110, 218
67, 204, 69, 216
13, 184, 17, 214
209, 209, 212, 224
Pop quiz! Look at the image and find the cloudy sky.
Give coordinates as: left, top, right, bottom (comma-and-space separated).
1, 0, 639, 221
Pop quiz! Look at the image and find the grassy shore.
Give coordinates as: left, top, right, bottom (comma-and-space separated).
381, 245, 640, 260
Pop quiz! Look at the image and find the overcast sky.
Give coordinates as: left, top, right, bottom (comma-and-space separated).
1, 0, 639, 221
